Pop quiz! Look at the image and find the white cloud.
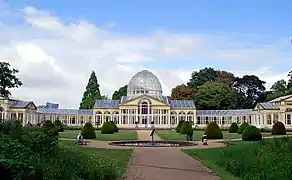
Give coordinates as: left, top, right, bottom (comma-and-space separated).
0, 4, 291, 108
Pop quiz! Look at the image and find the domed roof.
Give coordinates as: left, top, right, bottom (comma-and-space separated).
127, 70, 163, 98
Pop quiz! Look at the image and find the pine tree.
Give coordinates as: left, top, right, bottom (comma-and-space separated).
79, 71, 102, 109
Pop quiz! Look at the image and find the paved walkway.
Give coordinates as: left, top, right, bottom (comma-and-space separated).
137, 130, 161, 141
124, 130, 218, 180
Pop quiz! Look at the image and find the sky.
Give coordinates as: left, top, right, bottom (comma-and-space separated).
0, 0, 292, 108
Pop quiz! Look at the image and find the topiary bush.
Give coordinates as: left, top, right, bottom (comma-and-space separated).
53, 120, 64, 132
204, 122, 223, 139
179, 121, 193, 134
271, 121, 286, 135
229, 122, 239, 133
242, 125, 262, 141
101, 122, 115, 134
109, 121, 119, 133
175, 120, 185, 133
82, 122, 96, 139
238, 122, 249, 134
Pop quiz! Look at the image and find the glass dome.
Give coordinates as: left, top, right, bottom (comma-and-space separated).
127, 70, 163, 99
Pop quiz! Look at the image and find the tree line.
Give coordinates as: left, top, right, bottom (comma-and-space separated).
1, 62, 291, 111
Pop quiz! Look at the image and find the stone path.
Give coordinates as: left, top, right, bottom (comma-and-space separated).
124, 130, 218, 180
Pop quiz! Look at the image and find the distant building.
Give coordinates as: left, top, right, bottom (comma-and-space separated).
0, 69, 292, 128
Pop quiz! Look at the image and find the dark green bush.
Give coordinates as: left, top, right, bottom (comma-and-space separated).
109, 121, 119, 133
42, 120, 58, 136
204, 122, 223, 139
82, 122, 96, 139
53, 120, 64, 132
271, 121, 286, 135
229, 122, 239, 133
0, 126, 118, 180
238, 122, 249, 134
175, 120, 185, 133
179, 121, 193, 134
242, 125, 262, 141
101, 122, 115, 134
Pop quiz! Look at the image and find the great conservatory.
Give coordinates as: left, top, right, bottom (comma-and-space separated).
0, 70, 292, 129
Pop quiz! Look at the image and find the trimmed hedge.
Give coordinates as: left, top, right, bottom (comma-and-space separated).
180, 121, 193, 134
175, 120, 185, 133
101, 122, 115, 134
238, 122, 249, 134
271, 121, 286, 135
110, 121, 119, 133
82, 122, 96, 139
54, 120, 64, 132
204, 122, 223, 139
242, 125, 262, 141
229, 122, 239, 133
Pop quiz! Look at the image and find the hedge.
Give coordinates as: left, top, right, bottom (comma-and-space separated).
271, 121, 286, 135
229, 122, 239, 133
180, 121, 193, 134
204, 122, 223, 139
238, 122, 249, 134
242, 125, 262, 141
82, 122, 96, 139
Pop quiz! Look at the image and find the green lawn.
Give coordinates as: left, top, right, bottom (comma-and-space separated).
59, 130, 137, 141
156, 130, 281, 141
59, 140, 132, 177
184, 137, 292, 180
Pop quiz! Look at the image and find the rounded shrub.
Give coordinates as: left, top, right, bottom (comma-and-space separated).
82, 122, 96, 139
109, 121, 119, 133
242, 125, 262, 141
175, 120, 185, 133
42, 120, 58, 135
229, 122, 239, 133
238, 122, 249, 134
204, 122, 223, 139
101, 121, 115, 134
179, 121, 193, 134
53, 120, 64, 132
271, 121, 286, 135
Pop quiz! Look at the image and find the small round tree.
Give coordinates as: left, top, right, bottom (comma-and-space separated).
242, 125, 262, 141
53, 120, 64, 132
101, 121, 115, 134
229, 122, 239, 133
204, 122, 223, 139
175, 120, 185, 133
271, 121, 286, 135
110, 121, 119, 133
42, 120, 58, 135
82, 122, 96, 139
180, 121, 193, 134
238, 122, 249, 134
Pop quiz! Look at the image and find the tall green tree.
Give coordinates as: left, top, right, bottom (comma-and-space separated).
195, 82, 237, 110
233, 75, 266, 109
271, 79, 288, 93
187, 67, 217, 89
171, 84, 196, 100
0, 62, 22, 98
187, 67, 235, 90
79, 71, 102, 109
288, 71, 292, 90
112, 85, 127, 100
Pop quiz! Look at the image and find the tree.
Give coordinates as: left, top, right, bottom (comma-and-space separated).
112, 85, 127, 100
101, 95, 109, 100
233, 75, 266, 109
0, 62, 23, 98
195, 82, 237, 110
171, 84, 196, 100
271, 79, 288, 93
216, 70, 236, 86
187, 67, 236, 90
79, 71, 102, 109
187, 67, 217, 90
288, 71, 292, 90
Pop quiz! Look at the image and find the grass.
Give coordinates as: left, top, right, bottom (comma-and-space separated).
59, 140, 132, 177
59, 130, 137, 141
156, 130, 288, 141
184, 137, 292, 180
